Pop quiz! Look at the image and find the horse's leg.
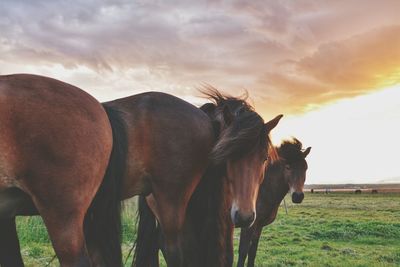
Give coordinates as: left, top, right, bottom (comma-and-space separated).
157, 209, 184, 266
153, 192, 188, 267
151, 168, 205, 267
146, 194, 161, 267
246, 227, 262, 267
225, 224, 234, 267
0, 217, 24, 267
237, 227, 253, 267
181, 217, 202, 267
148, 250, 160, 267
37, 206, 90, 267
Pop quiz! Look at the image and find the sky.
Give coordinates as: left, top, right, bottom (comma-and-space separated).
0, 0, 399, 184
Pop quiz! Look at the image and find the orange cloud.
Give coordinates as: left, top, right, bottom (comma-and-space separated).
298, 25, 400, 89
260, 25, 400, 114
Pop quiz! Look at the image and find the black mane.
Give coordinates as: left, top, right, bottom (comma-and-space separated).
278, 138, 305, 163
200, 87, 270, 164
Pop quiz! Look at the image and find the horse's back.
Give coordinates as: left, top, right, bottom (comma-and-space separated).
105, 91, 215, 198
0, 74, 112, 204
105, 91, 211, 129
0, 74, 104, 116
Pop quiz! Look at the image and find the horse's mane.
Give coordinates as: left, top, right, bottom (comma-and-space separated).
277, 138, 305, 163
200, 87, 276, 164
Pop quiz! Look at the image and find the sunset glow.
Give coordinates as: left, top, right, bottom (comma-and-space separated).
271, 85, 400, 184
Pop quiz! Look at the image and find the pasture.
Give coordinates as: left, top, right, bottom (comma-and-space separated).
16, 192, 400, 266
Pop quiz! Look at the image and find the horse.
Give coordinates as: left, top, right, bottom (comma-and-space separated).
133, 88, 283, 267
103, 91, 218, 267
237, 138, 311, 267
0, 76, 215, 266
0, 74, 124, 266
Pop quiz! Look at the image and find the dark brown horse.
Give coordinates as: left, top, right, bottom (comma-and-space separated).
0, 74, 124, 266
134, 89, 282, 267
237, 138, 311, 267
103, 91, 216, 267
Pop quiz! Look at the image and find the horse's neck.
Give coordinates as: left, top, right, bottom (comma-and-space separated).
188, 164, 232, 266
255, 161, 289, 226
262, 161, 289, 206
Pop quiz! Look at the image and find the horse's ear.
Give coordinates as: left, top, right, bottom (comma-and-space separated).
303, 147, 311, 158
265, 114, 283, 132
200, 103, 216, 114
222, 105, 234, 126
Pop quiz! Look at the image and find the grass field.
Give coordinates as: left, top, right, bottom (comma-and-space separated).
16, 192, 400, 267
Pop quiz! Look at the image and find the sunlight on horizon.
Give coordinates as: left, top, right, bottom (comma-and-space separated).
271, 84, 400, 185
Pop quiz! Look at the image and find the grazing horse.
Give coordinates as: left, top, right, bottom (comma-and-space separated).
237, 138, 311, 267
134, 89, 283, 267
0, 74, 124, 266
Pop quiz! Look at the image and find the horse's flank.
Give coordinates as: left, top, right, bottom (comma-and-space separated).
0, 74, 120, 266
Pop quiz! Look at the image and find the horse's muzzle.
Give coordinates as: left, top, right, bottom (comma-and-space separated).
233, 210, 255, 228
292, 192, 304, 203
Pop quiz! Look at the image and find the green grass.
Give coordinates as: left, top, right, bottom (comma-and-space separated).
16, 193, 400, 266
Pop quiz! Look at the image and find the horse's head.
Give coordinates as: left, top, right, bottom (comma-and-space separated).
278, 139, 311, 204
225, 114, 282, 227
202, 88, 282, 228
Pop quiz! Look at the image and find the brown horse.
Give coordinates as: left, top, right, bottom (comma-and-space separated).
0, 74, 124, 266
133, 89, 282, 267
237, 138, 311, 267
103, 92, 216, 267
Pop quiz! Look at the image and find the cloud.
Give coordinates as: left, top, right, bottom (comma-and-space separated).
0, 0, 399, 116
260, 25, 400, 113
297, 26, 400, 89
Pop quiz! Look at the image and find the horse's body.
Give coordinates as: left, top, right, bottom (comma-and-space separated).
104, 92, 216, 266
104, 92, 214, 199
0, 74, 123, 266
135, 89, 282, 267
237, 139, 311, 267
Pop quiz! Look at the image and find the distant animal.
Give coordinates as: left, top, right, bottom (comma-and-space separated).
372, 189, 378, 194
311, 188, 314, 193
133, 89, 283, 267
0, 74, 123, 266
355, 189, 362, 194
237, 138, 311, 267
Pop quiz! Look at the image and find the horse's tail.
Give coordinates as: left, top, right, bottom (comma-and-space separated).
84, 105, 127, 266
132, 195, 160, 267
